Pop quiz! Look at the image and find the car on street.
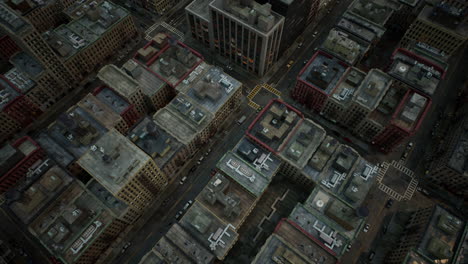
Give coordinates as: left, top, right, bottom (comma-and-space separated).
401, 151, 409, 161
385, 199, 394, 208
406, 142, 414, 150
205, 148, 212, 156
179, 176, 187, 185
183, 200, 193, 210
237, 115, 247, 125
121, 242, 131, 253
175, 211, 183, 220
211, 169, 217, 176
197, 156, 204, 165
189, 166, 197, 173
417, 186, 430, 196
363, 224, 370, 233
303, 60, 308, 65
368, 251, 375, 261
286, 60, 294, 68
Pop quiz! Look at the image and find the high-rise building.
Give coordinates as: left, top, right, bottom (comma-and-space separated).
386, 205, 465, 264
321, 28, 370, 66
77, 129, 169, 222
0, 34, 19, 61
186, 0, 285, 76
126, 0, 173, 15
400, 3, 468, 56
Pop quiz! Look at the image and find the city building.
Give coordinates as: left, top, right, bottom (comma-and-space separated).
386, 205, 465, 264
428, 112, 468, 198
44, 1, 137, 80
0, 34, 19, 61
388, 47, 446, 95
128, 117, 187, 178
321, 28, 370, 65
253, 218, 339, 264
77, 94, 129, 134
0, 74, 42, 142
0, 136, 45, 194
400, 3, 468, 56
292, 51, 349, 112
92, 85, 143, 130
125, 0, 173, 15
77, 129, 168, 222
186, 0, 285, 76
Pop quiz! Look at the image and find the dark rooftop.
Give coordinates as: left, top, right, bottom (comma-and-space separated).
94, 86, 130, 115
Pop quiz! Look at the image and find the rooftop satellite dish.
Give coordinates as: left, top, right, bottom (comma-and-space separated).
398, 65, 409, 73
316, 200, 325, 208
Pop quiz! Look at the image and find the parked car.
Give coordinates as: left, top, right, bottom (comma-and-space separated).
368, 251, 375, 261
205, 148, 212, 156
121, 242, 131, 253
385, 199, 394, 208
175, 211, 183, 220
286, 60, 294, 68
363, 224, 370, 233
197, 156, 205, 165
406, 142, 414, 150
183, 201, 192, 210
237, 115, 247, 125
417, 186, 430, 196
189, 166, 197, 173
180, 176, 187, 185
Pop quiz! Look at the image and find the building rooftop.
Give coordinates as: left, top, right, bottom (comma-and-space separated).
196, 173, 257, 228
279, 119, 326, 170
420, 3, 468, 36
138, 250, 166, 264
47, 106, 108, 159
0, 143, 24, 176
337, 158, 377, 208
77, 129, 151, 194
392, 90, 430, 132
233, 136, 282, 176
389, 48, 445, 95
453, 223, 468, 264
9, 52, 44, 80
45, 1, 129, 60
336, 15, 383, 43
348, 0, 398, 27
135, 36, 203, 88
288, 203, 348, 257
406, 42, 449, 72
417, 206, 464, 262
299, 51, 348, 96
303, 136, 340, 182
252, 234, 314, 264
94, 86, 130, 115
152, 236, 193, 264
321, 28, 370, 65
177, 63, 242, 114
36, 133, 75, 168
122, 59, 167, 98
448, 122, 468, 174
153, 94, 213, 145
367, 81, 409, 128
128, 117, 183, 174
329, 68, 366, 107
318, 145, 360, 193
185, 0, 212, 20
210, 0, 284, 34
9, 166, 73, 224
28, 181, 113, 264
402, 250, 431, 264
247, 99, 304, 153
0, 3, 28, 33
77, 94, 124, 129
352, 69, 392, 110
4, 67, 36, 94
179, 201, 238, 260
0, 75, 21, 112
98, 65, 141, 99
86, 180, 128, 218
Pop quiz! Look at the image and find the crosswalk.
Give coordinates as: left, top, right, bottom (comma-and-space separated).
378, 184, 404, 201
376, 160, 417, 201
262, 83, 282, 97
246, 83, 282, 110
145, 22, 185, 41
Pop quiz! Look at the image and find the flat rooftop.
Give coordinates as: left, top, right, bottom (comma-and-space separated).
122, 59, 167, 97
417, 206, 464, 262
318, 145, 360, 193
352, 69, 393, 110
403, 250, 431, 264
4, 67, 36, 94
329, 68, 366, 106
77, 94, 123, 129
9, 52, 44, 80
36, 133, 75, 168
338, 158, 377, 208
86, 180, 128, 218
392, 91, 430, 132
279, 119, 326, 170
406, 42, 449, 72
47, 106, 108, 159
138, 38, 203, 88
98, 65, 140, 99
179, 201, 238, 260
368, 81, 409, 128
0, 76, 21, 111
178, 63, 242, 114
152, 236, 193, 264
28, 182, 113, 264
336, 15, 383, 43
273, 219, 339, 264
321, 28, 370, 65
46, 1, 129, 60
453, 224, 468, 264
210, 0, 284, 35
252, 234, 314, 264
0, 3, 28, 33
94, 86, 130, 115
389, 48, 444, 95
185, 0, 212, 20
196, 173, 257, 228
303, 136, 340, 183
138, 250, 165, 264
420, 4, 468, 37
448, 128, 468, 174
288, 203, 348, 257
299, 52, 348, 95
247, 99, 304, 153
9, 166, 73, 224
153, 94, 213, 145
77, 129, 151, 194
348, 0, 397, 27
164, 223, 215, 263
128, 117, 183, 173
